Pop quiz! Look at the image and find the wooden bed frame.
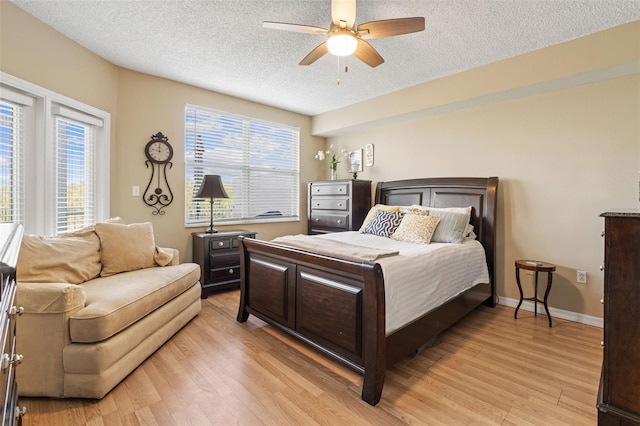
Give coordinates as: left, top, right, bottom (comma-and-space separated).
237, 177, 498, 405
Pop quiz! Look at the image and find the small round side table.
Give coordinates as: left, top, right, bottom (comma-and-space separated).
514, 260, 556, 327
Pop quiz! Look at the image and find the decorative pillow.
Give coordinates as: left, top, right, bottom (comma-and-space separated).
464, 224, 476, 240
391, 214, 441, 244
427, 206, 472, 244
95, 222, 157, 277
17, 233, 101, 284
359, 205, 401, 232
403, 205, 430, 215
362, 209, 404, 238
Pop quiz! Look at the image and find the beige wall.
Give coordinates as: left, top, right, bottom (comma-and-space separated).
321, 22, 640, 319
114, 69, 325, 259
3, 1, 639, 318
1, 2, 325, 261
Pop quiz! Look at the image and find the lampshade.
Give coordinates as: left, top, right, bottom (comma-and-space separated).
327, 29, 358, 56
195, 175, 229, 199
194, 175, 229, 233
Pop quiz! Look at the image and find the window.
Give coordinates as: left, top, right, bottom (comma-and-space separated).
0, 99, 25, 224
185, 104, 300, 227
0, 73, 110, 236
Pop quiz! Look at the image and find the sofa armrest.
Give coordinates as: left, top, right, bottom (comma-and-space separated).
16, 281, 86, 314
155, 247, 180, 266
169, 248, 180, 265
16, 282, 86, 397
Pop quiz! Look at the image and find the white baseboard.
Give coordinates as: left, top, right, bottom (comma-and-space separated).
499, 297, 603, 328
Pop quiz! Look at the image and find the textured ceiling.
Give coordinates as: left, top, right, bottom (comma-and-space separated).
10, 0, 640, 116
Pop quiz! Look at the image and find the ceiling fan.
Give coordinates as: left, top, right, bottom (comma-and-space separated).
263, 0, 425, 68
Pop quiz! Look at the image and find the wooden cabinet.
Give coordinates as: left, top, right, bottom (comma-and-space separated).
0, 223, 25, 425
307, 179, 371, 234
598, 210, 640, 425
192, 230, 256, 298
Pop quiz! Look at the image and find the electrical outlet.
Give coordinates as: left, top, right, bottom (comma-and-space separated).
132, 186, 140, 197
577, 270, 587, 284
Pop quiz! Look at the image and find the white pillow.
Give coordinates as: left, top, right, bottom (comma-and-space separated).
424, 206, 472, 244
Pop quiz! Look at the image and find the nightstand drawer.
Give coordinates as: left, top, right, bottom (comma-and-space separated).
210, 239, 231, 250
310, 197, 349, 211
210, 253, 239, 267
311, 183, 349, 196
310, 213, 349, 230
210, 265, 240, 282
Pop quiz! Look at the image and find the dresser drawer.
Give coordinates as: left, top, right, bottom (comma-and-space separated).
311, 183, 349, 196
310, 197, 349, 211
310, 213, 349, 230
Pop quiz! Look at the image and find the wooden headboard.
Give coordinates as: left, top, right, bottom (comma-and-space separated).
374, 177, 499, 291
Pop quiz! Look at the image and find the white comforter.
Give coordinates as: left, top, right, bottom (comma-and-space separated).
312, 232, 490, 335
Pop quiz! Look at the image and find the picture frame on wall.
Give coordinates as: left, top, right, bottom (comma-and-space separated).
365, 143, 374, 167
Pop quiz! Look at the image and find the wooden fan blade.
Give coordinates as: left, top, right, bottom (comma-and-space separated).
263, 21, 328, 34
357, 17, 425, 39
331, 0, 356, 28
299, 42, 329, 65
353, 40, 384, 68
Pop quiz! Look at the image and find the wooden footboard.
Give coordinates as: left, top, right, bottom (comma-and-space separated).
237, 176, 498, 405
236, 236, 387, 405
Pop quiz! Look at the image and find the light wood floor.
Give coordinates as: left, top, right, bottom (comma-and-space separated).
20, 290, 603, 425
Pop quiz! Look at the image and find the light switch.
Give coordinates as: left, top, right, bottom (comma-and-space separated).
132, 186, 140, 196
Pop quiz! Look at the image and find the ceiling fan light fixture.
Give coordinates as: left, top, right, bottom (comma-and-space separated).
327, 30, 357, 56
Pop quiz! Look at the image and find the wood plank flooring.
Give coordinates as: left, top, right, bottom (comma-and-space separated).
19, 290, 603, 425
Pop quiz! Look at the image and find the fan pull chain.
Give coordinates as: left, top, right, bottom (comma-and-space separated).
336, 57, 350, 86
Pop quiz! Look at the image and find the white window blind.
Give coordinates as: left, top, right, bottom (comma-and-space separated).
0, 100, 25, 224
185, 105, 300, 226
54, 114, 97, 234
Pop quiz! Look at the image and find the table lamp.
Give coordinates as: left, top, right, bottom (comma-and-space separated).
194, 175, 229, 233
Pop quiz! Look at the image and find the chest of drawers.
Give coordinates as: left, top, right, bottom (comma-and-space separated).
192, 230, 256, 298
307, 179, 371, 234
0, 223, 25, 425
597, 210, 640, 425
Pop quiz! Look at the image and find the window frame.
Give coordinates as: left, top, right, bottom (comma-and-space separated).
0, 72, 110, 236
184, 103, 300, 228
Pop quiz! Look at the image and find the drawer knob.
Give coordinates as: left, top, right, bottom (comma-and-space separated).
601, 231, 605, 237
228, 269, 234, 274
338, 203, 343, 207
0, 353, 23, 372
315, 218, 320, 222
316, 203, 320, 206
338, 188, 343, 192
600, 298, 604, 305
218, 241, 224, 247
599, 265, 604, 271
337, 219, 342, 224
601, 341, 604, 347
7, 306, 24, 319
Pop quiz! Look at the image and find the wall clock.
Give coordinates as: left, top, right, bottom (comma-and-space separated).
143, 132, 174, 215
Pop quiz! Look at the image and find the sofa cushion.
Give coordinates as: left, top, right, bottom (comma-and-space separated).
95, 222, 158, 277
17, 233, 101, 284
69, 263, 200, 343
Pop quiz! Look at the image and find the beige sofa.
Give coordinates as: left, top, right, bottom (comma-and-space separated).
15, 220, 201, 399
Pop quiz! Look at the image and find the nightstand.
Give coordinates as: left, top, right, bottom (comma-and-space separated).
192, 230, 256, 298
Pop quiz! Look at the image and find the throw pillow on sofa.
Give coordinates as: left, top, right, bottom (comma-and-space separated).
17, 233, 102, 284
95, 222, 161, 277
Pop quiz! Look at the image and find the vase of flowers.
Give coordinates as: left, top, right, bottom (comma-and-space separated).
315, 144, 347, 180
329, 161, 338, 180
